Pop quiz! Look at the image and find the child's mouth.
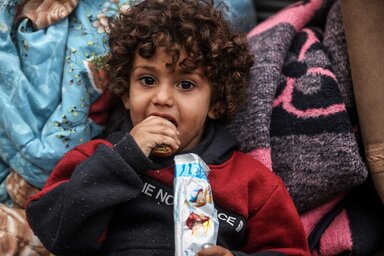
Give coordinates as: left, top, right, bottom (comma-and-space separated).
150, 113, 178, 127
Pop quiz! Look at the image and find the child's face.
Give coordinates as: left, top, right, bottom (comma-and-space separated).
123, 47, 217, 153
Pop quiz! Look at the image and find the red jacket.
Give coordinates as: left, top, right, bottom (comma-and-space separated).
26, 121, 309, 256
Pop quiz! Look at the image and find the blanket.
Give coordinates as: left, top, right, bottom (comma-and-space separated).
0, 0, 132, 205
227, 0, 384, 254
227, 0, 367, 212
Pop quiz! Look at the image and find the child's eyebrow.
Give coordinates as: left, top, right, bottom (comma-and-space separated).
133, 65, 206, 80
178, 69, 206, 80
132, 65, 158, 72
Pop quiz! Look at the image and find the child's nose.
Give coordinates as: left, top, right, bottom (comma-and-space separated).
152, 84, 174, 106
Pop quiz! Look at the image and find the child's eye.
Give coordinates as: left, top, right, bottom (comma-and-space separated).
139, 76, 156, 86
177, 80, 195, 90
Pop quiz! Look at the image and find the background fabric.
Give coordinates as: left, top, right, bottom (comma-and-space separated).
227, 0, 367, 212
14, 0, 79, 30
0, 0, 136, 205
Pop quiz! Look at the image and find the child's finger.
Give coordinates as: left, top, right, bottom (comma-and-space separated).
145, 115, 178, 130
141, 116, 179, 136
195, 246, 233, 256
152, 134, 180, 151
133, 116, 179, 139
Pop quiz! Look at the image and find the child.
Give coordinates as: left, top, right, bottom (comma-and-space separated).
26, 0, 310, 255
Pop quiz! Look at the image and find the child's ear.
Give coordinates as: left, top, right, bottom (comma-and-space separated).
121, 94, 130, 110
208, 102, 225, 119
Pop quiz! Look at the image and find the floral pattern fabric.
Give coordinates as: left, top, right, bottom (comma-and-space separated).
0, 0, 132, 205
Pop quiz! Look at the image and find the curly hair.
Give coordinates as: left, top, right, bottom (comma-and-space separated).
106, 0, 254, 121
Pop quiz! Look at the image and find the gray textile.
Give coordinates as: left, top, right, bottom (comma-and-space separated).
228, 0, 368, 212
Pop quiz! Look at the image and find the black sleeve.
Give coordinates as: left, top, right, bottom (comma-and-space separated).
26, 134, 151, 255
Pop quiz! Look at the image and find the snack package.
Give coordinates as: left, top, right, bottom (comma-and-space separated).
174, 153, 219, 256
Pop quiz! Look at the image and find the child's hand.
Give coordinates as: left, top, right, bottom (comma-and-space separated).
130, 115, 180, 157
195, 245, 233, 256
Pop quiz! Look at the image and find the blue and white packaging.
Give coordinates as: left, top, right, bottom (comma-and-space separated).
174, 153, 219, 256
